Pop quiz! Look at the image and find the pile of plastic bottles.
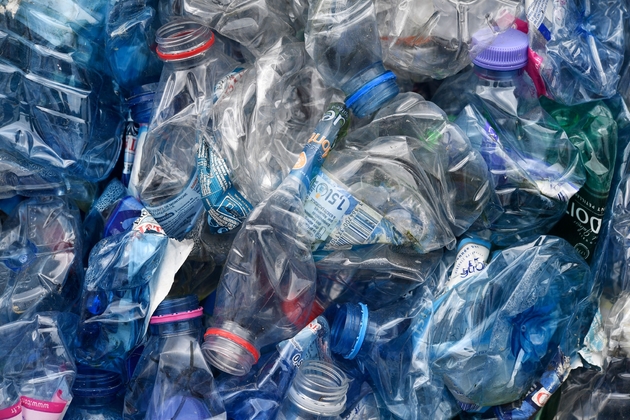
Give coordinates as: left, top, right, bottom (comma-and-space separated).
2, 0, 630, 418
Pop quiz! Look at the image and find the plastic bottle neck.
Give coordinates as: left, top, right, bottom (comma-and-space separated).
155, 20, 216, 67
286, 360, 349, 418
71, 368, 122, 408
330, 302, 371, 360
149, 296, 203, 337
473, 65, 524, 83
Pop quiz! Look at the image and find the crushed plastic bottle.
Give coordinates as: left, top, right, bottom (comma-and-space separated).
431, 236, 595, 411
433, 28, 586, 246
305, 0, 399, 117
0, 196, 83, 325
132, 19, 238, 240
74, 208, 169, 372
202, 103, 350, 376
124, 295, 226, 420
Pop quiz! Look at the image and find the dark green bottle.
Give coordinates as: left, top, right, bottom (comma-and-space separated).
542, 97, 618, 263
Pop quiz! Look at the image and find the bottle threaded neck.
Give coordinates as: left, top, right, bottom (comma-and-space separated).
287, 360, 349, 417
155, 20, 215, 62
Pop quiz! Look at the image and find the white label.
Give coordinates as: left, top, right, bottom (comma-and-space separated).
145, 171, 203, 240
526, 0, 550, 29
531, 387, 551, 407
445, 242, 490, 289
326, 201, 382, 249
303, 172, 351, 242
20, 396, 67, 420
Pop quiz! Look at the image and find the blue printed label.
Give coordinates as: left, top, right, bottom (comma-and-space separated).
303, 170, 404, 250
145, 172, 203, 240
289, 104, 349, 191
197, 137, 253, 234
277, 319, 323, 368
445, 241, 490, 289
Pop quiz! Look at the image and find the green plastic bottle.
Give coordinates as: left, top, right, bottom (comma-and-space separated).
542, 97, 618, 263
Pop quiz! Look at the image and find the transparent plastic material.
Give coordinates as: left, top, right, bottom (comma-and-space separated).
277, 360, 349, 420
0, 28, 122, 183
218, 317, 333, 420
329, 287, 450, 420
73, 211, 169, 372
133, 20, 238, 240
376, 0, 520, 79
0, 197, 83, 325
314, 245, 442, 313
431, 236, 595, 409
202, 104, 350, 376
64, 368, 123, 420
526, 0, 627, 105
124, 296, 226, 420
433, 52, 586, 246
199, 40, 334, 233
308, 93, 490, 253
340, 382, 380, 420
105, 0, 163, 93
0, 313, 76, 420
305, 0, 399, 117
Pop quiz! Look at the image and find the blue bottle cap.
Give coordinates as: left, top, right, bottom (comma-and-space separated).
330, 302, 369, 360
345, 71, 399, 118
103, 196, 145, 237
72, 366, 122, 398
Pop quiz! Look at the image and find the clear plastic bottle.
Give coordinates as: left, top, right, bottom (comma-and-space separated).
124, 84, 157, 189
433, 28, 586, 246
277, 360, 349, 420
134, 20, 237, 239
64, 368, 124, 420
305, 0, 399, 117
202, 104, 350, 376
124, 295, 225, 420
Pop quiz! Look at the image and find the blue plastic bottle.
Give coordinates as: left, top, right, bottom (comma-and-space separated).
64, 368, 124, 420
329, 286, 440, 420
305, 0, 398, 117
124, 295, 225, 420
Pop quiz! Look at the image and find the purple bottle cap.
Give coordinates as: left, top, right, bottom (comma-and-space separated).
472, 28, 529, 71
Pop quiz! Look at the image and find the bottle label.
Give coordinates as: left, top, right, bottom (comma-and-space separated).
0, 402, 21, 420
145, 172, 203, 240
445, 240, 490, 289
526, 0, 552, 41
277, 319, 323, 368
578, 308, 605, 369
551, 187, 608, 262
20, 396, 67, 420
289, 104, 350, 191
122, 122, 140, 187
132, 208, 166, 235
213, 67, 246, 104
303, 170, 403, 250
197, 136, 253, 234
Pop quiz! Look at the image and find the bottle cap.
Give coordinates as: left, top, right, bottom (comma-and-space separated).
345, 71, 399, 118
330, 302, 369, 360
472, 28, 529, 71
150, 295, 202, 324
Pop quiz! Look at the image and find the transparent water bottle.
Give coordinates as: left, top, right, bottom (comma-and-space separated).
305, 0, 399, 117
135, 20, 237, 239
277, 360, 349, 420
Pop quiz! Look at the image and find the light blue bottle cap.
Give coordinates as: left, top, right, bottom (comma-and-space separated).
345, 71, 399, 118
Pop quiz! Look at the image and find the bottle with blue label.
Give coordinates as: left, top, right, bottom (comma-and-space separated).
277, 360, 349, 420
0, 197, 83, 325
73, 209, 169, 373
218, 316, 333, 420
433, 28, 586, 246
64, 368, 124, 420
329, 286, 442, 420
202, 103, 350, 376
134, 20, 238, 240
430, 236, 595, 412
305, 0, 399, 117
124, 295, 226, 420
441, 236, 492, 291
